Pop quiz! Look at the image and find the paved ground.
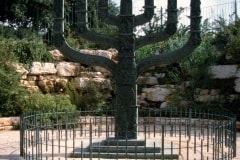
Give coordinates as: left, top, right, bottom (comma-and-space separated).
0, 130, 240, 160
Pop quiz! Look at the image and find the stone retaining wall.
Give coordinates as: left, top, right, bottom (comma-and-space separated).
0, 117, 20, 130
15, 50, 240, 109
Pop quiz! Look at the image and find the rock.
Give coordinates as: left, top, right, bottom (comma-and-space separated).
145, 87, 171, 102
56, 62, 80, 77
0, 117, 20, 130
38, 79, 55, 92
37, 76, 68, 92
154, 73, 165, 78
13, 63, 29, 75
225, 53, 233, 61
180, 81, 191, 89
80, 49, 117, 60
194, 95, 212, 102
237, 121, 240, 131
234, 78, 240, 93
142, 72, 152, 77
209, 65, 238, 79
210, 89, 221, 96
146, 77, 159, 85
160, 102, 168, 108
49, 49, 64, 61
27, 76, 38, 81
107, 48, 118, 62
29, 62, 57, 75
26, 86, 39, 92
93, 78, 112, 90
75, 77, 90, 88
195, 88, 209, 95
93, 66, 112, 76
137, 76, 147, 85
80, 72, 104, 78
235, 70, 240, 78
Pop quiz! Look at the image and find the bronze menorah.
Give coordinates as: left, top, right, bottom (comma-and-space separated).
53, 0, 201, 139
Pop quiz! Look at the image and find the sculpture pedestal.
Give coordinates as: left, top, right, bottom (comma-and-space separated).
72, 138, 179, 159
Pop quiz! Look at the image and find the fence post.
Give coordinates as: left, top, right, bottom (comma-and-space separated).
233, 116, 237, 157
235, 0, 238, 22
20, 114, 24, 157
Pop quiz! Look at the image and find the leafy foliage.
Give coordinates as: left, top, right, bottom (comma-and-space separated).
211, 18, 240, 64
64, 80, 110, 111
0, 40, 27, 117
0, 0, 53, 28
21, 92, 76, 113
13, 39, 53, 65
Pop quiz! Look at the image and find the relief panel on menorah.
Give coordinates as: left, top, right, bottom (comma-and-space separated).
119, 16, 134, 34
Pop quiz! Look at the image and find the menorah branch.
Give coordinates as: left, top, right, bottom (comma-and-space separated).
135, 0, 177, 49
79, 30, 119, 48
76, 0, 118, 48
134, 0, 155, 27
99, 0, 119, 26
135, 31, 173, 50
137, 41, 196, 76
53, 0, 116, 74
54, 34, 116, 74
137, 0, 201, 75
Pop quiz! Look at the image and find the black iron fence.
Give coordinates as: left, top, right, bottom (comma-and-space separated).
20, 108, 237, 159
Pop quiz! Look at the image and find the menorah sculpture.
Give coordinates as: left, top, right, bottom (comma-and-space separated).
53, 0, 201, 139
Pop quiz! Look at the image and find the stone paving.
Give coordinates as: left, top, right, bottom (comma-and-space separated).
0, 130, 239, 160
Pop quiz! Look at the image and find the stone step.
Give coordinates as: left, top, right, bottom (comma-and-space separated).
103, 138, 146, 146
72, 152, 179, 159
90, 146, 160, 153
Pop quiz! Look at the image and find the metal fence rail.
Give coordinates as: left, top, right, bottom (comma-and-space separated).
20, 108, 237, 160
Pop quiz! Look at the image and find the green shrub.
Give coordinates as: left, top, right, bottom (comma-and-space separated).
0, 66, 26, 117
211, 18, 240, 64
13, 39, 53, 65
21, 92, 76, 113
64, 80, 110, 111
0, 39, 27, 117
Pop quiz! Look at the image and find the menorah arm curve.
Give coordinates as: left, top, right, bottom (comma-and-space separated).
77, 27, 119, 48
137, 40, 199, 76
135, 0, 177, 50
75, 0, 118, 48
137, 0, 201, 75
135, 31, 175, 50
98, 0, 119, 26
134, 0, 155, 27
53, 34, 117, 74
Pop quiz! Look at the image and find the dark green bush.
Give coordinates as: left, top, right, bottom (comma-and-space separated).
21, 92, 76, 113
0, 39, 27, 117
211, 18, 240, 64
64, 80, 110, 111
13, 39, 53, 65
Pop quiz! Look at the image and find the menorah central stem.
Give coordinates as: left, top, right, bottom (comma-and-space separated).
115, 0, 138, 139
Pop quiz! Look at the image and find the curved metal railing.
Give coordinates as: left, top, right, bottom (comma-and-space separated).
20, 108, 236, 159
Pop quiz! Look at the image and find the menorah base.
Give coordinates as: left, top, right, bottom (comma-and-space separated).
72, 138, 178, 159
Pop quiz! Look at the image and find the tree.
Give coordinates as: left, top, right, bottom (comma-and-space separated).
0, 0, 52, 29
0, 39, 27, 117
